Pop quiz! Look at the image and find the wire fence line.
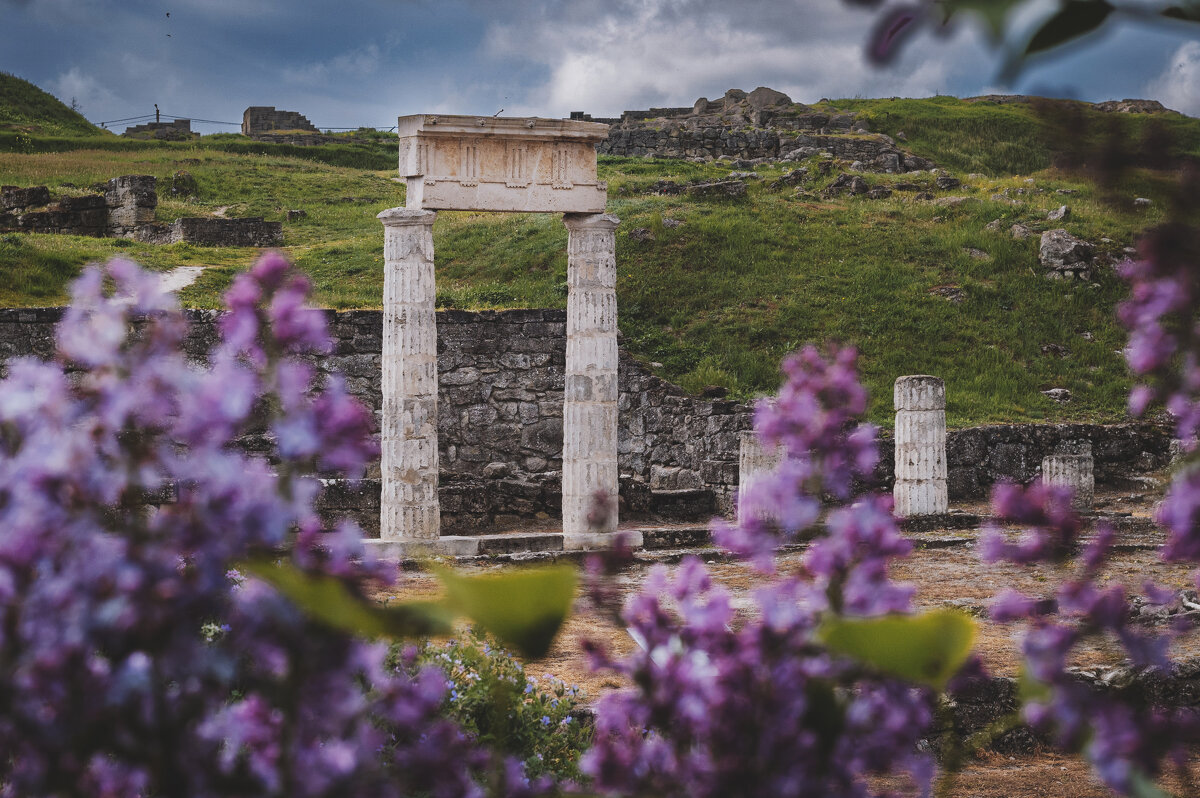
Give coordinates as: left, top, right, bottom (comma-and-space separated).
94, 111, 397, 133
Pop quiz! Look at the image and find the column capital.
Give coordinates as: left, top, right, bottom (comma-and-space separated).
894, 375, 945, 411
378, 207, 438, 227
563, 212, 620, 232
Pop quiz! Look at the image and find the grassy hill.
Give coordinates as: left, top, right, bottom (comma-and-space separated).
1, 94, 1197, 427
0, 72, 105, 137
826, 94, 1200, 176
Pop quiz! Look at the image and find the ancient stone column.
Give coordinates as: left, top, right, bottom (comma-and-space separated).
378, 208, 440, 540
562, 212, 620, 545
893, 375, 948, 517
1042, 453, 1094, 511
738, 430, 784, 526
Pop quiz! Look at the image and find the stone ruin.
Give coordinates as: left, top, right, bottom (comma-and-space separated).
376, 113, 616, 552
122, 119, 195, 141
0, 176, 282, 247
239, 106, 363, 147
242, 107, 319, 136
586, 87, 935, 171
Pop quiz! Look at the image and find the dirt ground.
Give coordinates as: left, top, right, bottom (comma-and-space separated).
376, 486, 1200, 797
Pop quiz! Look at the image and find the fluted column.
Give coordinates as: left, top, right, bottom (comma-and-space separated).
1042, 448, 1094, 511
893, 375, 948, 517
562, 212, 620, 545
378, 208, 439, 540
738, 430, 784, 526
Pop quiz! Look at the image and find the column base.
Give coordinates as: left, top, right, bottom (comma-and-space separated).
562, 530, 644, 551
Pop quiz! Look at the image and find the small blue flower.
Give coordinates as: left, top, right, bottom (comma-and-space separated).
541, 715, 551, 726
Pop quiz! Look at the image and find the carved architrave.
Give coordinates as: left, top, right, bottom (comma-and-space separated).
398, 115, 609, 213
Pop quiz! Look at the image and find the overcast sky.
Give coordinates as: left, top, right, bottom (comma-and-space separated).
2, 0, 1197, 135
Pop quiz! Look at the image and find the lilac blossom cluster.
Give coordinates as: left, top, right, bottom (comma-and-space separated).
1120, 225, 1200, 565
968, 220, 1200, 793
584, 348, 936, 797
0, 255, 536, 797
714, 345, 879, 567
982, 484, 1200, 793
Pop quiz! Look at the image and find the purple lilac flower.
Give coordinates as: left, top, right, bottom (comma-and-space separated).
984, 480, 1200, 793
715, 345, 879, 565
0, 255, 540, 797
588, 349, 934, 797
584, 558, 933, 798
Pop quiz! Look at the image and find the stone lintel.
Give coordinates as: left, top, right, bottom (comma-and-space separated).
398, 114, 609, 213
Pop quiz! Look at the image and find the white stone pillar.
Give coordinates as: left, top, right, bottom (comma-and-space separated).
378, 208, 440, 540
738, 431, 784, 526
562, 212, 620, 546
894, 375, 948, 517
1042, 453, 1094, 511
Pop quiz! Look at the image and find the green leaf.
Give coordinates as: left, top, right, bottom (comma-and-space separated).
940, 0, 1025, 39
436, 565, 577, 659
1017, 667, 1053, 704
241, 557, 455, 639
1162, 3, 1200, 22
1127, 770, 1173, 798
818, 609, 977, 689
1025, 0, 1115, 55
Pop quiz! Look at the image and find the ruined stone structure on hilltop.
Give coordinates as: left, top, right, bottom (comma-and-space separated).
122, 119, 194, 140
591, 87, 934, 171
241, 106, 320, 136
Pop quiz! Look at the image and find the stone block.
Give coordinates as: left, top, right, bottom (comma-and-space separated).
399, 115, 609, 212
173, 217, 283, 247
1, 185, 50, 210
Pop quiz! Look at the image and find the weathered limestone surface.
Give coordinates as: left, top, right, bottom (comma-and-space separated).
737, 430, 784, 526
562, 213, 620, 543
894, 375, 948, 517
397, 115, 610, 213
1042, 453, 1095, 510
379, 208, 440, 540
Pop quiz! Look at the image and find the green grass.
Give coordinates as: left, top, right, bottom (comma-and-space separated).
0, 130, 394, 170
3, 95, 1198, 427
818, 95, 1200, 177
0, 72, 104, 137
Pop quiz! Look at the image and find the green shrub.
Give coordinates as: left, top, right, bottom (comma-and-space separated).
393, 630, 590, 781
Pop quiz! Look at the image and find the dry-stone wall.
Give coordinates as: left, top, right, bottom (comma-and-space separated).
137, 217, 283, 247
0, 177, 282, 246
1, 176, 155, 238
0, 308, 1173, 534
601, 129, 930, 171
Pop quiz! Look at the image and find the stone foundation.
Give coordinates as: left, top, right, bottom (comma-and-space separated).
0, 177, 281, 246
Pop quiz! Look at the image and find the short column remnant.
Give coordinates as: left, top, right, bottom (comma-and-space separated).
893, 375, 948, 517
737, 431, 784, 526
378, 208, 440, 540
1042, 450, 1094, 511
562, 212, 620, 546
